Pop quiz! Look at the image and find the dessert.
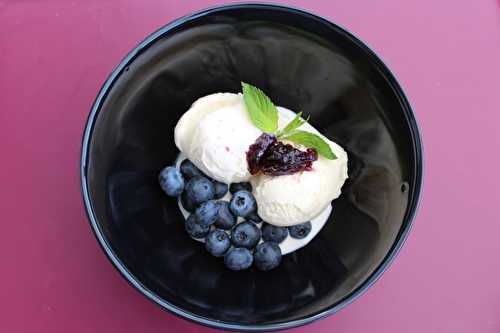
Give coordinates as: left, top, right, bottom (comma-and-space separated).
159, 82, 348, 271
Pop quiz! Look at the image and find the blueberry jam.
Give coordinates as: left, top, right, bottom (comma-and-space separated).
246, 133, 318, 176
247, 133, 276, 174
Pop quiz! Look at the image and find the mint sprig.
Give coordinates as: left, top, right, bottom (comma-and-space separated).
241, 82, 279, 134
241, 82, 336, 160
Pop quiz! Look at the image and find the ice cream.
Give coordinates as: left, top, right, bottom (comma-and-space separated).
174, 93, 348, 226
175, 93, 260, 184
251, 108, 348, 226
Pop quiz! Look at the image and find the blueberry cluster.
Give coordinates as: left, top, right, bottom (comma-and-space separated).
159, 159, 312, 271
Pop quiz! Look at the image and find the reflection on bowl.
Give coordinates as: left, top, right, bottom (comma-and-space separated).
81, 4, 423, 331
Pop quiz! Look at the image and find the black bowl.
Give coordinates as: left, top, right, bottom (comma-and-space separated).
81, 3, 423, 331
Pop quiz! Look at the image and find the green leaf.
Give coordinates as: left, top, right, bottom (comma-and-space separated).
241, 82, 279, 133
281, 130, 337, 160
278, 112, 309, 137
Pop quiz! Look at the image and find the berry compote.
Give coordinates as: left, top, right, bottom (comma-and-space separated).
246, 133, 318, 176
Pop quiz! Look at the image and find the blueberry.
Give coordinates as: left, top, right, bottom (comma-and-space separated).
185, 176, 214, 205
180, 191, 196, 212
224, 247, 253, 271
288, 222, 312, 239
194, 200, 218, 226
213, 181, 228, 199
158, 166, 184, 197
214, 201, 236, 230
230, 221, 261, 249
254, 242, 282, 271
205, 229, 231, 257
229, 190, 256, 217
229, 182, 252, 193
261, 223, 288, 244
246, 211, 262, 224
185, 214, 209, 239
180, 159, 204, 178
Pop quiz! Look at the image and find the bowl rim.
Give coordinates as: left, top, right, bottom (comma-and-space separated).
80, 3, 424, 331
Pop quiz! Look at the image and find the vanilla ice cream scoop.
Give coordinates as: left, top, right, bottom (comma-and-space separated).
174, 93, 261, 184
250, 108, 348, 226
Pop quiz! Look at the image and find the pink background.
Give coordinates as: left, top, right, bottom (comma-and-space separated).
1, 0, 500, 332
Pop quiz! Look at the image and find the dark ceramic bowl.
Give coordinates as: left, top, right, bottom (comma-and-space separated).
81, 3, 423, 331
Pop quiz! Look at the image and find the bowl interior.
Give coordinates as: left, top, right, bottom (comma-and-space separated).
84, 5, 420, 328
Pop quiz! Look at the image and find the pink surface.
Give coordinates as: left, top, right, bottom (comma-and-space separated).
1, 0, 499, 332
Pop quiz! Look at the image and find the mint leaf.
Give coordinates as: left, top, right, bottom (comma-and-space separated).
281, 130, 337, 160
278, 112, 310, 137
241, 82, 337, 160
241, 82, 279, 133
